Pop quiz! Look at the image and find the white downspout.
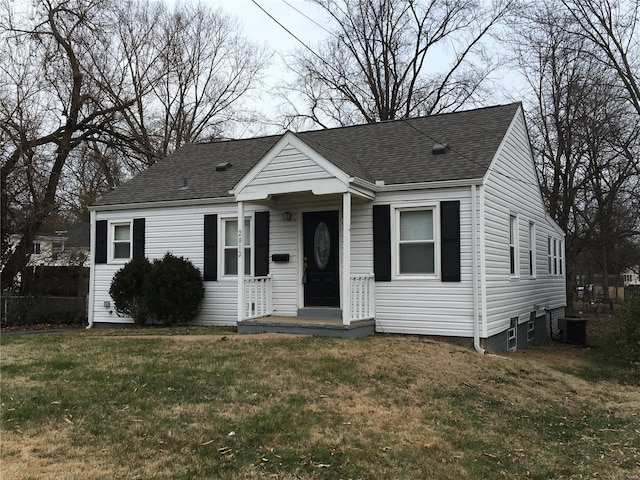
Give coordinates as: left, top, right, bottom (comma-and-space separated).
86, 210, 96, 329
471, 185, 485, 354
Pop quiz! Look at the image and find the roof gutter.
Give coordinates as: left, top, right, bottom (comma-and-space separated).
471, 183, 485, 354
89, 196, 233, 212
377, 178, 484, 192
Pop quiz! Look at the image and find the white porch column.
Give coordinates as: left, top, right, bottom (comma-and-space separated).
342, 192, 351, 325
237, 201, 245, 324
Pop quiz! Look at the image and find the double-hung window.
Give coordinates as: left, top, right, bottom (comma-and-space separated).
547, 236, 563, 276
558, 240, 563, 275
112, 223, 131, 261
509, 215, 519, 277
397, 208, 435, 275
223, 218, 251, 276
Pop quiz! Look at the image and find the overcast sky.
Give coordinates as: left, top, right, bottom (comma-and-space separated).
207, 0, 522, 134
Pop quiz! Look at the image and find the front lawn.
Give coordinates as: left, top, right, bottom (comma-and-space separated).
1, 330, 638, 479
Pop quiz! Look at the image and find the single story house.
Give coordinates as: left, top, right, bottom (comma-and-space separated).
88, 103, 566, 351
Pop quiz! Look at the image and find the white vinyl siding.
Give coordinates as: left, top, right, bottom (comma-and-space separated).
92, 204, 262, 326
482, 107, 566, 338
252, 145, 332, 185
375, 189, 474, 337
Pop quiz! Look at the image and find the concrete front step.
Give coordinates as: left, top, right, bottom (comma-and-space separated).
296, 307, 342, 319
238, 316, 374, 338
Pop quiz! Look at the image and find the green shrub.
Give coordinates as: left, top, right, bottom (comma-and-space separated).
144, 253, 204, 325
606, 295, 640, 367
109, 258, 152, 325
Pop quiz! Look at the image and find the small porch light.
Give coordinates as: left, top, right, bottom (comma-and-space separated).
282, 211, 292, 222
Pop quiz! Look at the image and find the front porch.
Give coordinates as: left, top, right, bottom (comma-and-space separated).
239, 274, 375, 337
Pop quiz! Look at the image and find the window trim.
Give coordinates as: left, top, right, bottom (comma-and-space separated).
393, 204, 439, 279
509, 214, 519, 278
220, 216, 253, 278
109, 221, 132, 263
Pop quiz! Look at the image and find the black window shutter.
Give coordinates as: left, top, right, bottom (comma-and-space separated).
95, 220, 107, 264
254, 211, 270, 277
441, 201, 461, 282
373, 204, 391, 282
133, 218, 145, 260
203, 214, 217, 281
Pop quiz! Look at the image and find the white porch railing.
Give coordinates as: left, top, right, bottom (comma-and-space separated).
350, 274, 375, 321
243, 276, 273, 320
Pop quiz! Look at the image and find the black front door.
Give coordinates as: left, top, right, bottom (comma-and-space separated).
303, 211, 340, 307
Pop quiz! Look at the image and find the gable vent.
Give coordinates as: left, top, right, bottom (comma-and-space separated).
216, 162, 232, 171
432, 143, 449, 155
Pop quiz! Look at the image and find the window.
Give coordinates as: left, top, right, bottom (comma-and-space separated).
558, 240, 563, 275
527, 320, 535, 341
509, 215, 519, 277
397, 208, 435, 275
507, 317, 517, 351
547, 236, 563, 277
112, 223, 131, 260
223, 218, 251, 276
528, 222, 536, 278
33, 242, 41, 255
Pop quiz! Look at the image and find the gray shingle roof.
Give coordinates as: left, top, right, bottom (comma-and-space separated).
94, 103, 520, 206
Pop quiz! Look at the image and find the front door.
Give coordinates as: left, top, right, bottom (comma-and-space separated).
303, 211, 340, 307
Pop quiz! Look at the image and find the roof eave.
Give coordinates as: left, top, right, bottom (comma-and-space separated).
377, 178, 484, 192
89, 196, 233, 212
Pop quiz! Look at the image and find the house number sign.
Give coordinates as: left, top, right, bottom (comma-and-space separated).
314, 222, 330, 270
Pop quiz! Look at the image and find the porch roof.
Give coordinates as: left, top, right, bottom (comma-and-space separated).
93, 103, 520, 207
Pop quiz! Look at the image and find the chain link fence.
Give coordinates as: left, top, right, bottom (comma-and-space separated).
1, 296, 87, 328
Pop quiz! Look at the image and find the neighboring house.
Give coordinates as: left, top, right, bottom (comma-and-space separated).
9, 223, 90, 268
622, 267, 640, 287
88, 103, 566, 351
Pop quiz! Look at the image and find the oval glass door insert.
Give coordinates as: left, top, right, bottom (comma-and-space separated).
314, 222, 331, 270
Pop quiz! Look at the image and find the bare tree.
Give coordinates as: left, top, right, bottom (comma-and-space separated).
510, 0, 640, 309
1, 0, 269, 289
117, 2, 270, 166
280, 0, 513, 127
0, 0, 144, 289
561, 0, 640, 116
